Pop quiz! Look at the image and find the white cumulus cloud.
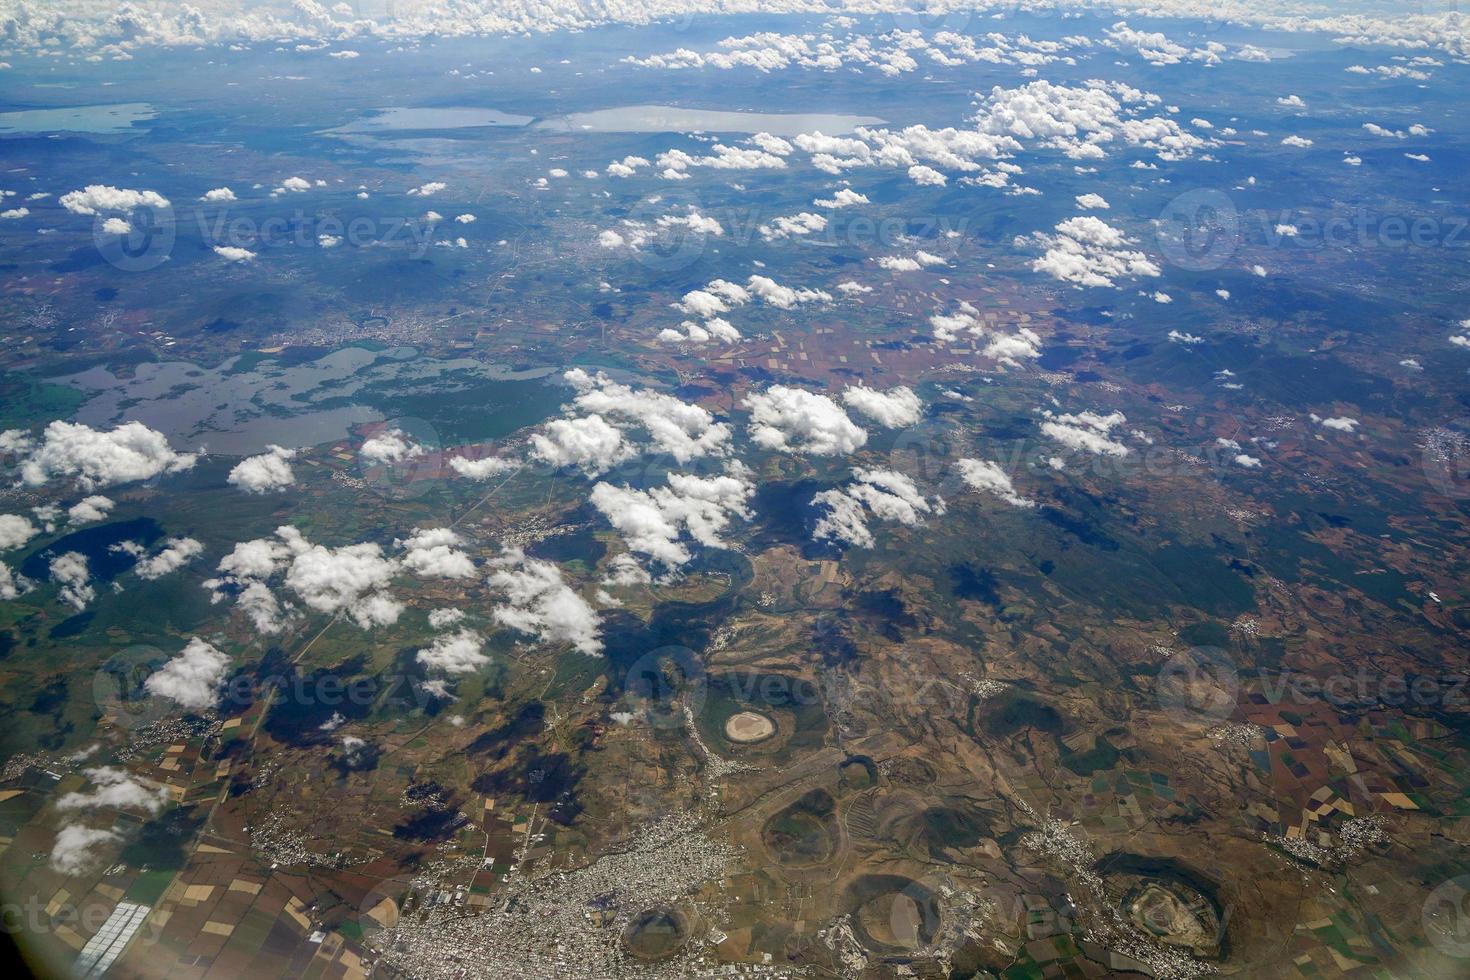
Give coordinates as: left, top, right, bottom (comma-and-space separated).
487, 548, 601, 656
744, 386, 867, 456
18, 420, 196, 490
228, 445, 297, 493
143, 638, 230, 710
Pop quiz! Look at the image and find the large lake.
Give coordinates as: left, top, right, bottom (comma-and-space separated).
536, 104, 886, 135
327, 104, 885, 138
0, 102, 157, 135
56, 347, 561, 455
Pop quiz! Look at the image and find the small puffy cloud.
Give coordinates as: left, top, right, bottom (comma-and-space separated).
750, 132, 792, 155
1, 562, 33, 600
235, 581, 285, 633
58, 766, 169, 814
1029, 216, 1160, 288
1316, 415, 1359, 432
416, 629, 488, 675
605, 155, 650, 178
50, 824, 120, 875
1234, 454, 1262, 468
408, 180, 447, 196
589, 464, 753, 571
602, 553, 652, 587
675, 281, 747, 318
283, 531, 402, 628
930, 307, 981, 343
658, 317, 741, 345
455, 213, 476, 223
50, 552, 93, 610
200, 187, 236, 202
983, 328, 1043, 367
208, 526, 401, 632
0, 207, 28, 220
564, 369, 732, 464
813, 468, 944, 549
448, 455, 519, 480
841, 385, 922, 428
18, 420, 196, 490
1075, 193, 1109, 210
658, 210, 724, 238
758, 211, 827, 241
228, 445, 297, 493
100, 216, 131, 235
814, 188, 869, 208
487, 548, 602, 656
359, 428, 423, 464
1041, 409, 1129, 457
907, 164, 947, 186
203, 535, 296, 633
1362, 122, 1405, 139
878, 252, 946, 272
279, 176, 311, 192
1280, 135, 1313, 148
745, 274, 832, 309
1168, 330, 1204, 345
134, 537, 204, 580
59, 185, 169, 215
143, 638, 229, 710
958, 458, 1034, 508
656, 143, 787, 175
530, 415, 630, 476
428, 608, 465, 629
213, 245, 256, 262
0, 513, 38, 550
744, 386, 867, 456
811, 488, 872, 548
397, 527, 477, 579
68, 495, 115, 524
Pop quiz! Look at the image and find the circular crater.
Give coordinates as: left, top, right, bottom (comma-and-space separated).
838, 755, 878, 792
695, 672, 828, 764
724, 710, 776, 743
844, 875, 943, 952
761, 789, 838, 866
621, 906, 690, 961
